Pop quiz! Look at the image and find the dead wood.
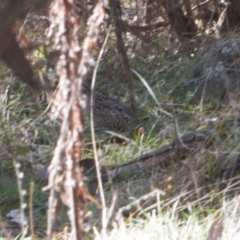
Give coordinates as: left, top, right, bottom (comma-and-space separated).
82, 128, 215, 183
46, 1, 109, 238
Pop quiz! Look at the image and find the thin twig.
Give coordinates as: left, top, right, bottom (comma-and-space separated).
90, 27, 111, 237
29, 182, 35, 239
14, 162, 28, 238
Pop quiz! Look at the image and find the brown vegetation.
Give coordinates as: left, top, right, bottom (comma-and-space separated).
1, 0, 240, 239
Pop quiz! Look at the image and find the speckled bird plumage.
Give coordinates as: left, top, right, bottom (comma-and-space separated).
83, 84, 141, 130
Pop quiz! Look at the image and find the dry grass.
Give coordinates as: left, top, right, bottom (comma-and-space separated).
95, 193, 240, 240
1, 31, 240, 239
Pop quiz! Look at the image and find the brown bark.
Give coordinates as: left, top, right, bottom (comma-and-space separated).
183, 0, 198, 34
0, 30, 43, 91
47, 0, 109, 238
219, 0, 240, 34
0, 0, 49, 92
161, 0, 198, 40
109, 0, 137, 113
145, 0, 162, 24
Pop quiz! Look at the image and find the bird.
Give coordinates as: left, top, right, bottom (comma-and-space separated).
82, 84, 141, 131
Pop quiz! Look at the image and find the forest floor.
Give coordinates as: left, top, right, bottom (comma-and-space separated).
1, 33, 240, 239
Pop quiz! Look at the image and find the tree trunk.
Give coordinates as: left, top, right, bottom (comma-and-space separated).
219, 0, 240, 34
161, 0, 198, 40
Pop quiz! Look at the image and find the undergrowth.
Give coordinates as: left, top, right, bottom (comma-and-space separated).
1, 34, 240, 239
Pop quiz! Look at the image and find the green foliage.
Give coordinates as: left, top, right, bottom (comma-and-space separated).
16, 145, 29, 156
1, 12, 240, 238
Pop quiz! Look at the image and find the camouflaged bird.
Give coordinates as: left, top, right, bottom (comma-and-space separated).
83, 84, 141, 131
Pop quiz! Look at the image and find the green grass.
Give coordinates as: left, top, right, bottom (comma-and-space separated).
1, 33, 240, 239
